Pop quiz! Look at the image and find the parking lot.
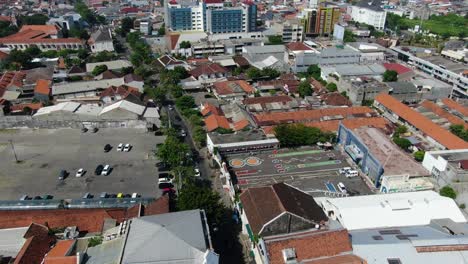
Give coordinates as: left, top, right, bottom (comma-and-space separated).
226, 147, 371, 196
0, 128, 164, 200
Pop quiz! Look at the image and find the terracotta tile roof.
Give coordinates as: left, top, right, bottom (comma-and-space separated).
0, 15, 12, 22
10, 103, 43, 112
321, 93, 352, 106
168, 33, 180, 50
233, 119, 250, 131
287, 42, 313, 51
0, 71, 25, 98
253, 106, 374, 126
14, 223, 56, 264
310, 78, 326, 94
264, 229, 353, 264
421, 100, 468, 129
205, 114, 231, 132
34, 79, 51, 95
258, 80, 300, 92
240, 183, 327, 235
233, 56, 250, 67
187, 58, 210, 64
19, 25, 59, 36
243, 95, 292, 105
121, 7, 140, 13
375, 94, 468, 150
0, 50, 8, 60
100, 85, 141, 100
142, 195, 170, 216
45, 240, 75, 258
0, 25, 81, 45
442, 98, 468, 116
44, 256, 77, 264
213, 80, 254, 95
190, 63, 227, 78
201, 103, 223, 116
57, 57, 66, 69
383, 63, 413, 75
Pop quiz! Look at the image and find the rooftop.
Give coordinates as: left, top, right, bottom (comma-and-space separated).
375, 94, 468, 150
240, 183, 328, 235
0, 227, 28, 258
352, 127, 429, 177
320, 191, 466, 230
208, 129, 271, 145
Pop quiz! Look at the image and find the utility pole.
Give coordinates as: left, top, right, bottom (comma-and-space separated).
9, 140, 18, 162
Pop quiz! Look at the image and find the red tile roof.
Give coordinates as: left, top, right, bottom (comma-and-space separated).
100, 85, 141, 100
286, 42, 313, 51
121, 7, 140, 13
10, 103, 43, 112
253, 106, 375, 126
442, 98, 468, 116
375, 94, 468, 150
213, 80, 254, 95
44, 240, 77, 264
264, 229, 353, 264
204, 0, 223, 3
168, 33, 180, 50
310, 78, 326, 93
421, 100, 468, 129
0, 15, 12, 22
233, 119, 250, 131
308, 254, 367, 264
201, 103, 223, 116
0, 71, 25, 98
0, 25, 81, 45
0, 50, 8, 60
34, 79, 51, 95
14, 223, 56, 264
205, 114, 231, 132
57, 57, 66, 69
142, 195, 170, 216
19, 25, 59, 36
383, 63, 413, 75
321, 93, 352, 106
190, 63, 227, 78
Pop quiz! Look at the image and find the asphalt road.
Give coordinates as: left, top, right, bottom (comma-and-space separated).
0, 128, 165, 200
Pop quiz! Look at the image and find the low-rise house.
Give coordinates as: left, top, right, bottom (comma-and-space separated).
189, 63, 228, 82
212, 80, 254, 101
320, 190, 466, 230
85, 60, 132, 73
242, 45, 288, 71
383, 62, 414, 80
242, 95, 299, 112
52, 78, 127, 100
88, 27, 115, 53
100, 85, 142, 105
321, 64, 386, 81
154, 55, 188, 70
12, 223, 56, 264
0, 71, 26, 101
34, 79, 51, 102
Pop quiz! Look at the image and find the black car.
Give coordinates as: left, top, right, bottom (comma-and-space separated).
58, 170, 68, 180
33, 196, 42, 200
42, 194, 53, 200
81, 127, 88, 133
92, 127, 99, 133
158, 182, 173, 189
95, 165, 104, 175
104, 144, 112, 152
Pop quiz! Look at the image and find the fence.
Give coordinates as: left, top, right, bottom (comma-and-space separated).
0, 116, 148, 129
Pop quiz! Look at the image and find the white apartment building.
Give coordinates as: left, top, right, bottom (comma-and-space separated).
349, 0, 387, 30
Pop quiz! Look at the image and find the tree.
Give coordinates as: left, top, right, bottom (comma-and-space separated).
261, 67, 280, 79
393, 137, 412, 150
179, 41, 191, 49
0, 21, 18, 38
157, 135, 190, 168
18, 14, 48, 26
24, 45, 41, 57
326, 83, 338, 92
449, 124, 468, 141
246, 67, 262, 79
343, 30, 355, 43
298, 80, 312, 98
158, 24, 166, 36
92, 64, 108, 76
414, 150, 425, 162
120, 17, 134, 37
307, 65, 321, 79
170, 84, 184, 98
395, 125, 408, 135
175, 95, 195, 110
273, 123, 336, 148
440, 185, 457, 199
176, 178, 226, 225
69, 27, 90, 40
268, 35, 283, 45
383, 70, 398, 82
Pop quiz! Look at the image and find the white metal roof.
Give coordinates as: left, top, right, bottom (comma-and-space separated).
0, 227, 28, 258
52, 78, 125, 95
100, 100, 145, 116
85, 60, 132, 72
321, 191, 466, 230
34, 101, 81, 116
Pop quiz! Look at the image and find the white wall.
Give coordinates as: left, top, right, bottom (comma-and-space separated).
91, 40, 115, 53
350, 6, 387, 30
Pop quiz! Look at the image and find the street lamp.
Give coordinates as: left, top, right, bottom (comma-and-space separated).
9, 140, 19, 163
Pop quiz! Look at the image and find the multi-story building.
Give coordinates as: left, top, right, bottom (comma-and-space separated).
349, 0, 387, 30
391, 47, 468, 98
267, 19, 303, 43
303, 6, 341, 36
165, 0, 257, 34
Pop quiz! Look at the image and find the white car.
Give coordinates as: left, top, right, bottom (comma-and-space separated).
339, 167, 352, 174
117, 143, 124, 151
76, 168, 85, 177
124, 144, 131, 152
132, 192, 138, 198
194, 168, 201, 177
337, 182, 347, 193
102, 165, 111, 176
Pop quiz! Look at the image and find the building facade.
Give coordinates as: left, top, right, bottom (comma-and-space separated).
166, 0, 257, 34
349, 0, 387, 30
304, 7, 341, 36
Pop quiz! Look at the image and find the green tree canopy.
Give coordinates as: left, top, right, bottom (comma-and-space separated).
414, 151, 425, 162
326, 83, 338, 92
156, 135, 190, 168
120, 17, 135, 37
0, 21, 18, 38
298, 80, 312, 98
307, 65, 321, 79
92, 64, 108, 76
175, 95, 196, 110
440, 185, 457, 199
18, 14, 48, 26
268, 35, 283, 45
383, 70, 398, 82
273, 123, 336, 148
343, 30, 355, 43
449, 124, 468, 141
393, 137, 412, 150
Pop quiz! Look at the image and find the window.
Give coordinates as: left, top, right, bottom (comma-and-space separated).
379, 230, 401, 235
387, 258, 402, 264
372, 235, 383, 240
396, 234, 418, 240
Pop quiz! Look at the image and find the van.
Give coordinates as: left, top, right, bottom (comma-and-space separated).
102, 165, 111, 176
337, 182, 347, 193
345, 170, 359, 178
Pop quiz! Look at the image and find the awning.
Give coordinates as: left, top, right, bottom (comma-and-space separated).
245, 224, 254, 242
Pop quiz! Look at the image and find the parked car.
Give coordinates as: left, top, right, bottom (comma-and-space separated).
159, 182, 173, 189
76, 168, 85, 177
162, 188, 176, 195
131, 193, 139, 198
81, 127, 88, 133
337, 182, 347, 193
92, 127, 98, 133
42, 194, 53, 200
109, 194, 117, 198
102, 165, 111, 176
168, 105, 173, 110
180, 129, 186, 137
194, 168, 201, 177
117, 193, 124, 198
58, 170, 67, 180
117, 143, 124, 151
19, 195, 29, 200
345, 170, 359, 178
338, 167, 352, 174
124, 144, 131, 152
33, 196, 42, 200
104, 144, 112, 152
158, 173, 173, 183
95, 165, 104, 175
82, 192, 92, 199
100, 192, 108, 198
